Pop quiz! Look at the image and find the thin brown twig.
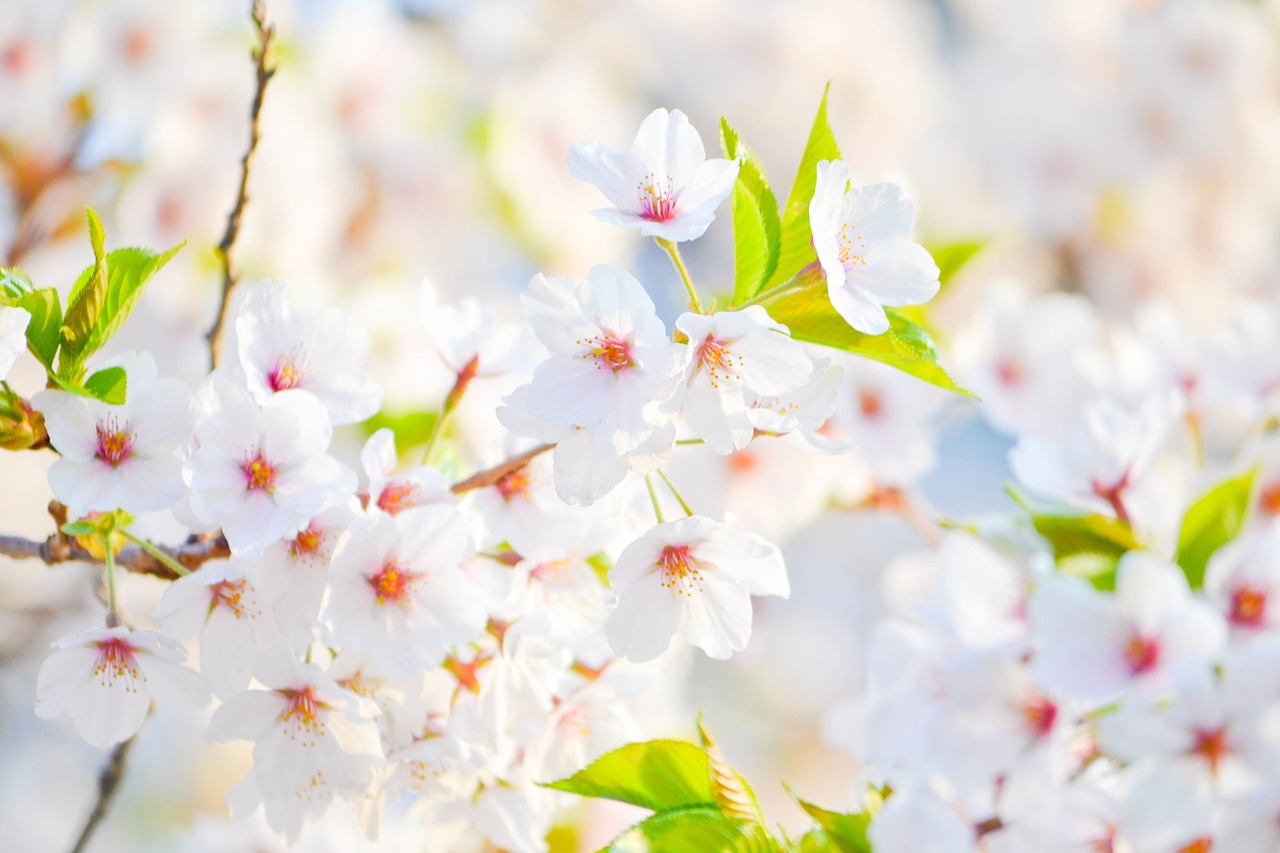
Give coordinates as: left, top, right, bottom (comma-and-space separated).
68, 731, 138, 853
450, 444, 554, 495
206, 0, 277, 367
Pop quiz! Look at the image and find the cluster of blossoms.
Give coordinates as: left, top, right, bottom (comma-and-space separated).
0, 100, 942, 850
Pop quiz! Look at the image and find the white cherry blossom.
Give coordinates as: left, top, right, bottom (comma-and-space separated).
33, 351, 191, 516
674, 306, 813, 454
808, 159, 940, 335
605, 515, 788, 662
236, 279, 382, 426
184, 378, 356, 554
360, 427, 452, 516
36, 625, 208, 748
0, 305, 30, 380
568, 107, 738, 243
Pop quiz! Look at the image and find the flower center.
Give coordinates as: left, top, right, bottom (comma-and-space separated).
93, 637, 142, 687
376, 481, 418, 515
1259, 482, 1280, 516
94, 416, 135, 468
268, 352, 308, 392
281, 686, 322, 727
1123, 633, 1160, 675
369, 562, 418, 605
241, 450, 278, 493
581, 334, 634, 373
858, 389, 883, 419
837, 222, 867, 270
290, 524, 323, 558
658, 544, 704, 596
1022, 695, 1058, 740
495, 470, 531, 502
210, 579, 248, 618
638, 173, 676, 222
1229, 585, 1267, 628
698, 337, 743, 389
1192, 727, 1229, 776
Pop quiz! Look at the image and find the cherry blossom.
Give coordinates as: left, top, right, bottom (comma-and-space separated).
568, 107, 738, 242
605, 515, 788, 662
35, 625, 208, 748
184, 378, 356, 554
0, 304, 29, 380
359, 427, 452, 517
808, 159, 940, 335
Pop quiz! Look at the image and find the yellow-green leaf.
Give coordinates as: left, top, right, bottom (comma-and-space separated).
1176, 468, 1257, 589
545, 740, 716, 812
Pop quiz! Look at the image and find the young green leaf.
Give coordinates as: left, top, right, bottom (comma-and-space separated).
1176, 468, 1257, 589
544, 739, 716, 812
60, 209, 111, 370
17, 288, 63, 369
766, 83, 841, 290
0, 267, 33, 301
79, 243, 184, 368
721, 117, 781, 304
83, 365, 128, 406
765, 285, 972, 396
698, 716, 765, 826
787, 791, 872, 853
924, 239, 986, 288
604, 807, 776, 853
1031, 512, 1140, 592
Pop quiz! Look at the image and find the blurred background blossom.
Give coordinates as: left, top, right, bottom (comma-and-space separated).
5, 0, 1280, 849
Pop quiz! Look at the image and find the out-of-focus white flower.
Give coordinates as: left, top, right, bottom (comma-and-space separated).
325, 505, 487, 677
184, 378, 356, 555
605, 516, 787, 662
0, 305, 29, 380
809, 160, 939, 335
1030, 553, 1226, 706
205, 648, 384, 844
568, 107, 738, 243
236, 279, 382, 426
152, 559, 281, 699
498, 266, 680, 505
36, 625, 208, 748
1204, 528, 1280, 635
867, 783, 975, 853
33, 351, 191, 516
674, 307, 812, 454
420, 279, 533, 376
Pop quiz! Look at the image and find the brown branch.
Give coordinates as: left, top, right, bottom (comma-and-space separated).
450, 444, 553, 495
206, 0, 277, 367
68, 732, 138, 853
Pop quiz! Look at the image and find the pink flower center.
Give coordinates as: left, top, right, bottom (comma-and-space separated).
241, 450, 278, 493
281, 686, 321, 726
1192, 727, 1229, 776
93, 637, 141, 686
638, 173, 676, 222
94, 416, 135, 468
1123, 633, 1160, 675
1229, 585, 1268, 628
1259, 482, 1280, 517
369, 562, 418, 605
1022, 695, 1058, 740
698, 337, 742, 389
581, 334, 634, 373
658, 543, 704, 596
210, 579, 248, 618
837, 222, 867, 270
495, 469, 531, 502
858, 389, 883, 419
376, 481, 418, 515
996, 358, 1022, 387
268, 353, 308, 391
290, 524, 324, 559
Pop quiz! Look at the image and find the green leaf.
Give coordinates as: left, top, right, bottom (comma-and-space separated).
1031, 512, 1140, 592
766, 84, 841, 290
786, 790, 872, 853
766, 286, 972, 396
545, 740, 716, 812
0, 267, 33, 301
359, 408, 440, 449
1175, 468, 1258, 590
60, 520, 97, 537
60, 209, 110, 370
698, 716, 765, 826
17, 288, 63, 369
721, 117, 781, 305
925, 239, 985, 288
603, 806, 775, 853
83, 366, 127, 405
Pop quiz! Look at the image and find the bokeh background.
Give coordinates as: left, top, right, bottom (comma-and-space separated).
4, 0, 1280, 849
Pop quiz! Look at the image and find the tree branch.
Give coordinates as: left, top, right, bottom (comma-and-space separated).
206, 0, 277, 367
68, 732, 138, 853
450, 444, 553, 495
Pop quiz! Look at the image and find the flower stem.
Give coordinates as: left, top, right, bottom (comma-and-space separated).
102, 534, 120, 627
656, 238, 702, 313
737, 261, 825, 309
423, 356, 480, 466
656, 469, 695, 517
644, 474, 665, 524
121, 531, 190, 577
